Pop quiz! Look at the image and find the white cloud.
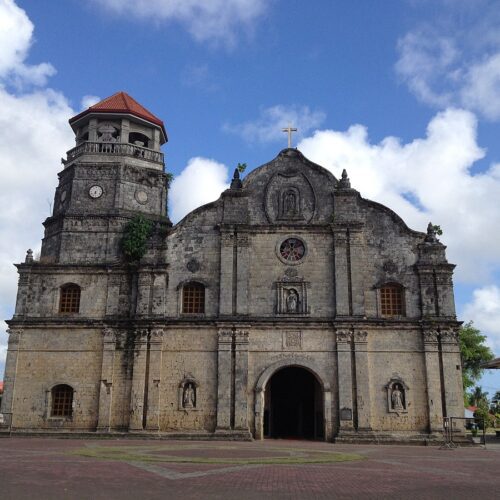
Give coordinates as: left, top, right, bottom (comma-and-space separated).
0, 0, 75, 377
169, 157, 229, 222
463, 286, 500, 352
92, 0, 267, 45
224, 105, 326, 144
0, 0, 55, 87
396, 2, 500, 120
80, 95, 100, 110
298, 108, 500, 282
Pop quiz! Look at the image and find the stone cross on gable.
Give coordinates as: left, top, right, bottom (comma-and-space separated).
282, 124, 298, 148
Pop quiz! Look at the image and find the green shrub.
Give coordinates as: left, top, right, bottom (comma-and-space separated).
121, 215, 153, 262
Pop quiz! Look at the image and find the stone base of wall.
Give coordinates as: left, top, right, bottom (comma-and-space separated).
0, 429, 254, 441
335, 430, 443, 445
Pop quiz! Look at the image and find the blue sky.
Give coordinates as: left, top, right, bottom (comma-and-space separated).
0, 0, 499, 395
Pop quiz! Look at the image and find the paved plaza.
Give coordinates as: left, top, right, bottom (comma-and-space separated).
0, 437, 499, 499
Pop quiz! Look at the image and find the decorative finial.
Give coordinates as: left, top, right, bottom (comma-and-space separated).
425, 222, 439, 243
25, 249, 33, 263
338, 169, 351, 189
230, 168, 242, 189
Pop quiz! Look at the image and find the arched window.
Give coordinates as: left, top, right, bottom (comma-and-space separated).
59, 284, 81, 314
182, 282, 205, 314
129, 132, 150, 148
51, 384, 74, 417
380, 284, 404, 317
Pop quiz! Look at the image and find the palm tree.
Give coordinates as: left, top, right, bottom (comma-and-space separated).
471, 386, 489, 407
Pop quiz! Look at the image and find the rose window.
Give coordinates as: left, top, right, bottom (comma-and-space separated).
279, 238, 306, 262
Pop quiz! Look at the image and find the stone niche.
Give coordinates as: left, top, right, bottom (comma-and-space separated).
275, 269, 310, 315
265, 172, 316, 224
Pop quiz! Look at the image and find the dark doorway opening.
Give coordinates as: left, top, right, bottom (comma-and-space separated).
264, 366, 324, 440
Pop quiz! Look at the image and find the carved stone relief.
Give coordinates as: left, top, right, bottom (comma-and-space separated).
336, 330, 352, 343
265, 172, 316, 224
283, 331, 302, 350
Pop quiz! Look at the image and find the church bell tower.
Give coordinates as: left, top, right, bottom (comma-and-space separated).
40, 91, 170, 264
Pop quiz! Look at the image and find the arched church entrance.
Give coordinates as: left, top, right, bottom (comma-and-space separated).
263, 367, 324, 439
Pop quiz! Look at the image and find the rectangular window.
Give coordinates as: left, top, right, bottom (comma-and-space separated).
380, 286, 403, 317
182, 284, 205, 314
59, 285, 81, 313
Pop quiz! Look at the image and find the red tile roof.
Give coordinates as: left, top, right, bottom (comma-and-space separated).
70, 91, 167, 141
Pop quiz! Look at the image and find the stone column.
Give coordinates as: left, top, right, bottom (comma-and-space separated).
353, 330, 372, 431
236, 233, 249, 316
0, 329, 22, 428
234, 330, 249, 430
333, 230, 350, 316
422, 329, 444, 433
146, 328, 163, 431
129, 329, 148, 431
97, 328, 116, 432
216, 330, 233, 430
120, 118, 130, 144
440, 329, 463, 424
88, 118, 98, 142
219, 231, 235, 316
336, 329, 354, 430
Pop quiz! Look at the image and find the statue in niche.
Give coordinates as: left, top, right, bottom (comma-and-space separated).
286, 288, 299, 313
183, 383, 196, 408
391, 383, 405, 411
283, 190, 297, 215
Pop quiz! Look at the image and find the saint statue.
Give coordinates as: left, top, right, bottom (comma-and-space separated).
391, 384, 405, 411
183, 383, 195, 408
283, 191, 296, 215
286, 289, 299, 313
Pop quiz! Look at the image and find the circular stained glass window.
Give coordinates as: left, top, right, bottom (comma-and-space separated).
279, 238, 306, 262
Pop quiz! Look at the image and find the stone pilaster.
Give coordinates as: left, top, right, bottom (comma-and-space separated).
422, 329, 443, 433
105, 274, 121, 316
129, 329, 148, 431
234, 330, 249, 430
219, 231, 235, 316
336, 329, 354, 430
353, 330, 372, 430
97, 328, 116, 432
136, 271, 152, 317
216, 330, 233, 430
333, 231, 350, 316
146, 328, 163, 431
435, 269, 457, 318
0, 329, 22, 427
440, 329, 463, 422
236, 233, 249, 316
349, 228, 366, 316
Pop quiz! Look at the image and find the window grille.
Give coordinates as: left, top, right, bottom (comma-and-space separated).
51, 385, 73, 417
59, 284, 81, 313
182, 283, 205, 314
380, 285, 404, 317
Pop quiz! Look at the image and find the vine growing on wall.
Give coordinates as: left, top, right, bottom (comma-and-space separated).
121, 215, 153, 262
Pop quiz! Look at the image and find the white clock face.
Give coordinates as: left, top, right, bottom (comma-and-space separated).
89, 185, 103, 199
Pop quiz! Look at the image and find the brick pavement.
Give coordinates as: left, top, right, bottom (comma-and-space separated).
0, 437, 499, 499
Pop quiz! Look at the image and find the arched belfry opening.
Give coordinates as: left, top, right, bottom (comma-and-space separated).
263, 366, 324, 440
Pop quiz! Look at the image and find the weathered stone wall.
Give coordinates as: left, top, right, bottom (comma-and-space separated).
2, 144, 462, 442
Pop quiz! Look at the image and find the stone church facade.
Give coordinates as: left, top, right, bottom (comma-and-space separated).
1, 92, 464, 442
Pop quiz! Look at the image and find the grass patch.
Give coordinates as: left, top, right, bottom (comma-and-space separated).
71, 445, 365, 466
